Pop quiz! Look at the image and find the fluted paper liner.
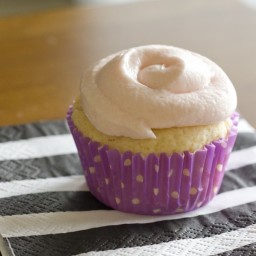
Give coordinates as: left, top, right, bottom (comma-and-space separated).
67, 107, 238, 215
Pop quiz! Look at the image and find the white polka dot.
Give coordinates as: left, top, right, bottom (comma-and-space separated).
183, 168, 190, 176
190, 187, 198, 195
216, 164, 223, 172
154, 165, 159, 172
94, 155, 101, 163
175, 208, 184, 213
115, 197, 121, 204
89, 167, 96, 174
153, 188, 159, 196
153, 209, 161, 214
136, 175, 144, 183
132, 198, 140, 205
171, 191, 179, 199
213, 186, 219, 194
105, 178, 110, 185
124, 159, 131, 166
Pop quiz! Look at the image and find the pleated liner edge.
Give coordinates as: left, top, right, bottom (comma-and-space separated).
67, 106, 238, 216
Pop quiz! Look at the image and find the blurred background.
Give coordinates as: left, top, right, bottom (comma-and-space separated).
0, 0, 256, 127
0, 0, 150, 16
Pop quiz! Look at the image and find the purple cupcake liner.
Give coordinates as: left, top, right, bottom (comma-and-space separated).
67, 107, 238, 216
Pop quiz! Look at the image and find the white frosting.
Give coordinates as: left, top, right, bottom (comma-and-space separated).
80, 45, 237, 139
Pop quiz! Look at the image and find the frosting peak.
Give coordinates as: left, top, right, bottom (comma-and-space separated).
80, 45, 237, 139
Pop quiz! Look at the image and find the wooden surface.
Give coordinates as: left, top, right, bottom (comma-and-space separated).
0, 0, 256, 126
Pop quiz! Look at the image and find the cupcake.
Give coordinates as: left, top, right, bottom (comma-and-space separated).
67, 45, 238, 215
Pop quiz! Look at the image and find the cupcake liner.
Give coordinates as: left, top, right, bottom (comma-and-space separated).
67, 107, 239, 215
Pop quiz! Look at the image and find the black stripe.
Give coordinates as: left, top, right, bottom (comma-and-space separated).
0, 161, 254, 216
0, 132, 255, 183
0, 154, 82, 182
1, 119, 256, 256
0, 118, 254, 148
0, 120, 69, 143
220, 164, 256, 193
0, 192, 110, 216
233, 132, 256, 151
0, 121, 254, 182
216, 241, 256, 255
4, 202, 256, 256
0, 157, 255, 216
1, 163, 255, 215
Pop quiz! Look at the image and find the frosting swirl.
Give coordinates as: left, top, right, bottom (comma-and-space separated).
80, 45, 237, 139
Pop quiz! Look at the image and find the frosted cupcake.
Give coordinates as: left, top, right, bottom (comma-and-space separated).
67, 45, 238, 215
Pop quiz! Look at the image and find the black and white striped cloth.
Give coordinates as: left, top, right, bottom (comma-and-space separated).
1, 118, 256, 256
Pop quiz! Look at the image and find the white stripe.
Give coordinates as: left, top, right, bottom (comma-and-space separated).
0, 139, 256, 198
238, 118, 255, 133
0, 118, 254, 162
0, 134, 77, 161
0, 145, 254, 199
0, 175, 88, 199
0, 144, 252, 200
78, 224, 256, 256
1, 186, 256, 238
226, 146, 256, 171
0, 235, 11, 256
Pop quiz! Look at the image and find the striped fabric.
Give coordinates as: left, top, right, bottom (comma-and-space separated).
0, 118, 256, 256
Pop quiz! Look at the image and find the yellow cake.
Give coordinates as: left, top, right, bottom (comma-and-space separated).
72, 97, 231, 155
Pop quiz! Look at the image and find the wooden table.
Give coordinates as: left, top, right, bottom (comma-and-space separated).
1, 0, 256, 126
